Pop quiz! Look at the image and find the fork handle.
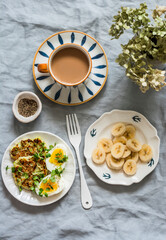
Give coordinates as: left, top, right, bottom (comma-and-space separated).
75, 148, 93, 209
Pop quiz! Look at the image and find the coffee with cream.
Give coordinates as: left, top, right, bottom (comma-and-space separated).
51, 47, 90, 85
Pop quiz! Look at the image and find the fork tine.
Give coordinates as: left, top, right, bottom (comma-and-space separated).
74, 114, 81, 134
66, 115, 71, 136
71, 114, 77, 134
68, 114, 74, 135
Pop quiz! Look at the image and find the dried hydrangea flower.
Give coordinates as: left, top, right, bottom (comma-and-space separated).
109, 3, 166, 93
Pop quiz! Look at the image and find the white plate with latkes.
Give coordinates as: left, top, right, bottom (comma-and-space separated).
84, 110, 160, 186
1, 131, 76, 206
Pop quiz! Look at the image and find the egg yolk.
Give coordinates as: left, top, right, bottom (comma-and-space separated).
49, 148, 64, 166
40, 179, 58, 193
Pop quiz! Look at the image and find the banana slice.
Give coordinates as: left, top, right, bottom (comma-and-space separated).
113, 136, 127, 145
92, 147, 106, 164
123, 125, 136, 140
126, 138, 142, 152
139, 144, 153, 163
122, 146, 131, 158
97, 138, 113, 153
111, 123, 126, 137
107, 154, 124, 170
106, 153, 112, 169
111, 142, 125, 159
125, 152, 139, 162
123, 159, 137, 175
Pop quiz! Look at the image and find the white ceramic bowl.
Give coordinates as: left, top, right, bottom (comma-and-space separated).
12, 91, 42, 123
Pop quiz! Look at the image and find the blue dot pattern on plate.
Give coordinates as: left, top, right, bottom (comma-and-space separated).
33, 31, 108, 105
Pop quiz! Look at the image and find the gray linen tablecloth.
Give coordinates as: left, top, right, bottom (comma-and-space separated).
0, 0, 166, 239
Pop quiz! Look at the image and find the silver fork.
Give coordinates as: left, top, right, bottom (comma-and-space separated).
66, 114, 92, 209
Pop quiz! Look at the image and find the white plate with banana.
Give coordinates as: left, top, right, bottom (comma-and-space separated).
84, 110, 160, 185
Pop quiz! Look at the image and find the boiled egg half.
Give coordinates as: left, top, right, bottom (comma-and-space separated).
46, 144, 68, 172
35, 174, 65, 197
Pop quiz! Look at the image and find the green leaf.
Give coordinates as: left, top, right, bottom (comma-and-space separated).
12, 167, 16, 173
39, 188, 43, 195
34, 180, 39, 186
49, 145, 54, 150
50, 176, 56, 183
48, 183, 54, 189
44, 193, 48, 197
17, 167, 22, 173
43, 179, 47, 184
6, 166, 9, 171
51, 168, 64, 177
33, 153, 39, 159
51, 170, 56, 176
46, 153, 51, 158
30, 186, 35, 192
19, 186, 22, 192
33, 175, 39, 180
23, 173, 29, 179
39, 174, 45, 179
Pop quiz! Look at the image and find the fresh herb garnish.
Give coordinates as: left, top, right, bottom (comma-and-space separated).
6, 166, 9, 171
54, 152, 68, 164
48, 183, 54, 189
19, 186, 22, 192
51, 168, 64, 177
39, 188, 43, 197
57, 155, 68, 163
33, 175, 39, 180
12, 167, 16, 173
30, 186, 35, 192
50, 176, 56, 183
39, 148, 43, 153
51, 170, 56, 176
23, 173, 29, 179
46, 153, 51, 158
33, 153, 39, 160
46, 188, 50, 191
49, 145, 54, 150
46, 143, 56, 152
39, 174, 45, 179
44, 193, 48, 197
17, 167, 22, 173
43, 179, 47, 184
34, 180, 39, 187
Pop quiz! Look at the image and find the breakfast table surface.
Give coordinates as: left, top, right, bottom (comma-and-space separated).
0, 0, 166, 239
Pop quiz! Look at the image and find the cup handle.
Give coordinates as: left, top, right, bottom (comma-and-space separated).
37, 64, 49, 73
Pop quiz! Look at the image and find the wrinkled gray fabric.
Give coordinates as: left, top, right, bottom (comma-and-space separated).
0, 0, 166, 239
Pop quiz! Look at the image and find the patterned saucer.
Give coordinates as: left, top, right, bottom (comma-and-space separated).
33, 30, 108, 105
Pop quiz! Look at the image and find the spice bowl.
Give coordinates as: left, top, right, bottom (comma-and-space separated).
12, 91, 42, 123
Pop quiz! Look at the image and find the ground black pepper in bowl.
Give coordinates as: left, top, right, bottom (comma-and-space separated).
18, 98, 38, 117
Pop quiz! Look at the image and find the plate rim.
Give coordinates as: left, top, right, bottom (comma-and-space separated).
32, 30, 108, 106
84, 109, 160, 186
1, 130, 76, 206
